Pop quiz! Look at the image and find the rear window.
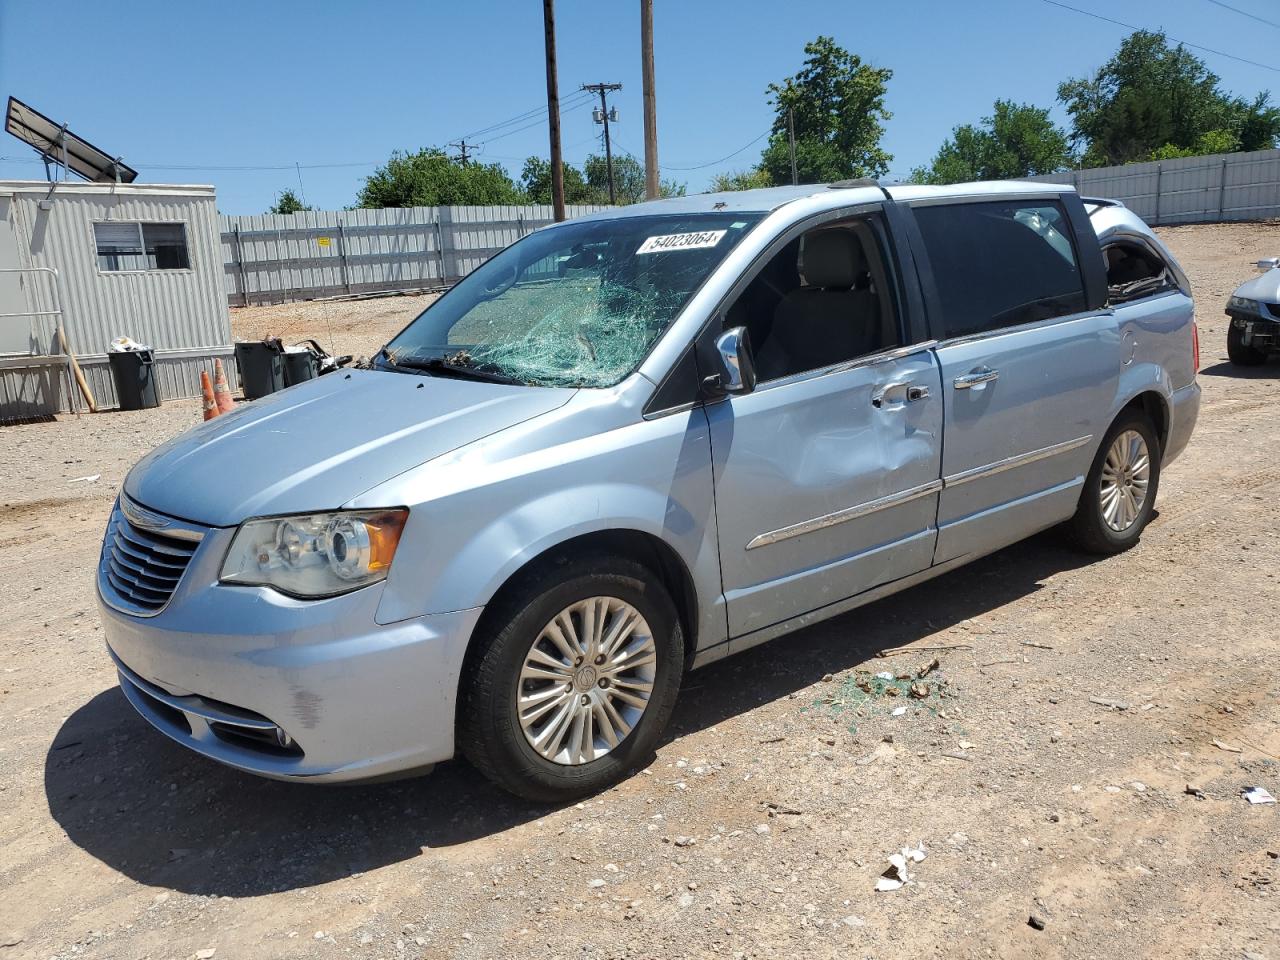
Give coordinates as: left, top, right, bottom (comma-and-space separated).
913, 200, 1087, 339
1103, 240, 1176, 304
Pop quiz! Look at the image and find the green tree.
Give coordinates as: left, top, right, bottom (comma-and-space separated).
912, 100, 1072, 184
1058, 30, 1280, 166
1149, 128, 1239, 160
710, 167, 774, 192
356, 148, 525, 207
758, 36, 893, 184
519, 156, 595, 204
583, 153, 685, 204
268, 189, 311, 214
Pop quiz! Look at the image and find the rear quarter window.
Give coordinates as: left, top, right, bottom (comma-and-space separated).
914, 200, 1088, 339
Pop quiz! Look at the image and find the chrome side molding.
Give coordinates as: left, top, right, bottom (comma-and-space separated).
745, 434, 1094, 550
745, 480, 944, 550
942, 434, 1092, 488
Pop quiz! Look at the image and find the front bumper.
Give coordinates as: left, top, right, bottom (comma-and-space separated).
98, 522, 482, 783
1227, 311, 1280, 351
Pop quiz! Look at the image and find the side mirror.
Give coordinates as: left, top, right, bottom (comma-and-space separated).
707, 326, 757, 396
1256, 257, 1280, 273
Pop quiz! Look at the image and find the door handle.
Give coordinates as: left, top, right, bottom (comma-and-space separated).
953, 368, 999, 389
872, 382, 929, 408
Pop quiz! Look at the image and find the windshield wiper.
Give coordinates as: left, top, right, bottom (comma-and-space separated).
379, 348, 524, 385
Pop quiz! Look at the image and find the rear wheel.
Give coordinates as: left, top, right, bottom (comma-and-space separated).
1067, 410, 1160, 555
1227, 323, 1268, 366
459, 553, 684, 802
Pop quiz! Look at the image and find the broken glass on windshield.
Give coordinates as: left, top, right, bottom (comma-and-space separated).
382, 212, 762, 388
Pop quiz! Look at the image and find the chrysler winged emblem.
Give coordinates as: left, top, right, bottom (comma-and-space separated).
121, 497, 172, 532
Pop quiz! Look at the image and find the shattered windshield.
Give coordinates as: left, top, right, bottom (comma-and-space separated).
381, 212, 762, 387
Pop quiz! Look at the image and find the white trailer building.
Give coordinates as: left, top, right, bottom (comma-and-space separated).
0, 180, 232, 419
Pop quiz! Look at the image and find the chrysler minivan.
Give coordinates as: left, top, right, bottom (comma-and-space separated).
98, 180, 1199, 801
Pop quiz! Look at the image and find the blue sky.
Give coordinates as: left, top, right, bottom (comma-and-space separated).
2, 0, 1276, 214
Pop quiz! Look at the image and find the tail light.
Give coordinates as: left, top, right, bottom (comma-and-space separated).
1192, 321, 1200, 374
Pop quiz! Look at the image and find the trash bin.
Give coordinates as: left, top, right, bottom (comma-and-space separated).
282, 346, 319, 386
234, 340, 285, 399
108, 348, 160, 411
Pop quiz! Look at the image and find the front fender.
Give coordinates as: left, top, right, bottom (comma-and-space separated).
354, 406, 726, 653
416, 483, 684, 614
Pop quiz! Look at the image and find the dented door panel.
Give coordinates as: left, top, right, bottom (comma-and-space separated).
707, 349, 943, 639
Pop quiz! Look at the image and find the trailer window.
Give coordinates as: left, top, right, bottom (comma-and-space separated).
95, 222, 190, 271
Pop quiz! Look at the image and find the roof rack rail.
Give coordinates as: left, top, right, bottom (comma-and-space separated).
827, 178, 881, 189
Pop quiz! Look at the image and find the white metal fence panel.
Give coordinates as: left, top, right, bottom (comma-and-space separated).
222, 203, 607, 306
1027, 147, 1280, 225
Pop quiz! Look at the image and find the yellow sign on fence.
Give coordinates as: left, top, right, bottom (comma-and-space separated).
316, 236, 331, 248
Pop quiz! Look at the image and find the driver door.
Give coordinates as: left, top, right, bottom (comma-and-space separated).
704, 208, 943, 641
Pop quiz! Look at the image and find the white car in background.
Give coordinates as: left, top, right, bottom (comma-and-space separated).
1225, 257, 1280, 364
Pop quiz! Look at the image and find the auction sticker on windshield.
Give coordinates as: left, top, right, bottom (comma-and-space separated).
636, 230, 727, 255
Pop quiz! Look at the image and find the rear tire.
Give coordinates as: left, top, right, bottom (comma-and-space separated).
1067, 410, 1161, 555
458, 552, 684, 803
1227, 323, 1268, 366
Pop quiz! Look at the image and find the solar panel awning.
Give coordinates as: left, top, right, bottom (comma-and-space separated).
4, 96, 137, 183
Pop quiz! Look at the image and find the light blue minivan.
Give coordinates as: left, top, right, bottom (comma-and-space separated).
98, 180, 1199, 800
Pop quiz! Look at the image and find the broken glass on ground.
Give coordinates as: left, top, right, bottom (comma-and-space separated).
875, 845, 927, 892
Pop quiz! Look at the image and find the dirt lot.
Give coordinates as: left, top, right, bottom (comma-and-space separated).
2, 223, 1279, 960
229, 292, 437, 364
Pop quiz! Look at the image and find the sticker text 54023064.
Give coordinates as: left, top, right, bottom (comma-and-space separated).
636, 230, 727, 255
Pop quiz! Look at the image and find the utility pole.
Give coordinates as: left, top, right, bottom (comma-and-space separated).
787, 107, 798, 186
542, 0, 566, 221
584, 81, 623, 204
450, 140, 476, 167
640, 0, 659, 200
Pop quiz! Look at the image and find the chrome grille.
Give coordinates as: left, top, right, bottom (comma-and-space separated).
100, 500, 203, 616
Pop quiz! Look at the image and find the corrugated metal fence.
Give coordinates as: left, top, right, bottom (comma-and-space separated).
1027, 147, 1280, 224
220, 204, 608, 306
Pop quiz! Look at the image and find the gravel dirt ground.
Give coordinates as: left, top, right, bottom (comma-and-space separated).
229, 292, 438, 363
2, 223, 1279, 960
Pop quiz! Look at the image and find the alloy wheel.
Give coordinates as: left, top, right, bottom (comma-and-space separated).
1100, 429, 1151, 532
516, 597, 658, 765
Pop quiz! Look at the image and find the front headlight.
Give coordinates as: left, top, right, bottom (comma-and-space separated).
220, 509, 408, 597
1229, 295, 1262, 313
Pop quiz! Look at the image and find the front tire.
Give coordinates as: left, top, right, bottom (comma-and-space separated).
1067, 410, 1161, 555
1227, 323, 1268, 366
459, 553, 684, 802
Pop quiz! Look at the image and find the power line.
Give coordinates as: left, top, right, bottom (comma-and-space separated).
661, 130, 771, 171
0, 156, 379, 171
0, 96, 599, 174
454, 90, 592, 143
477, 96, 593, 146
1039, 0, 1280, 74
1204, 0, 1280, 31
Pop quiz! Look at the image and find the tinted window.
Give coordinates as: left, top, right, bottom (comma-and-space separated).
914, 200, 1087, 338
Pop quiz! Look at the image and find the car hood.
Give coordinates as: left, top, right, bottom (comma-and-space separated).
1231, 268, 1280, 304
124, 369, 575, 527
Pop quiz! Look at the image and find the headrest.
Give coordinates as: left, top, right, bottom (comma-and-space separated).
801, 230, 867, 289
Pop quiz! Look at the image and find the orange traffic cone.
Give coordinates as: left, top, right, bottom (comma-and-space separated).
212, 358, 235, 414
200, 370, 219, 421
